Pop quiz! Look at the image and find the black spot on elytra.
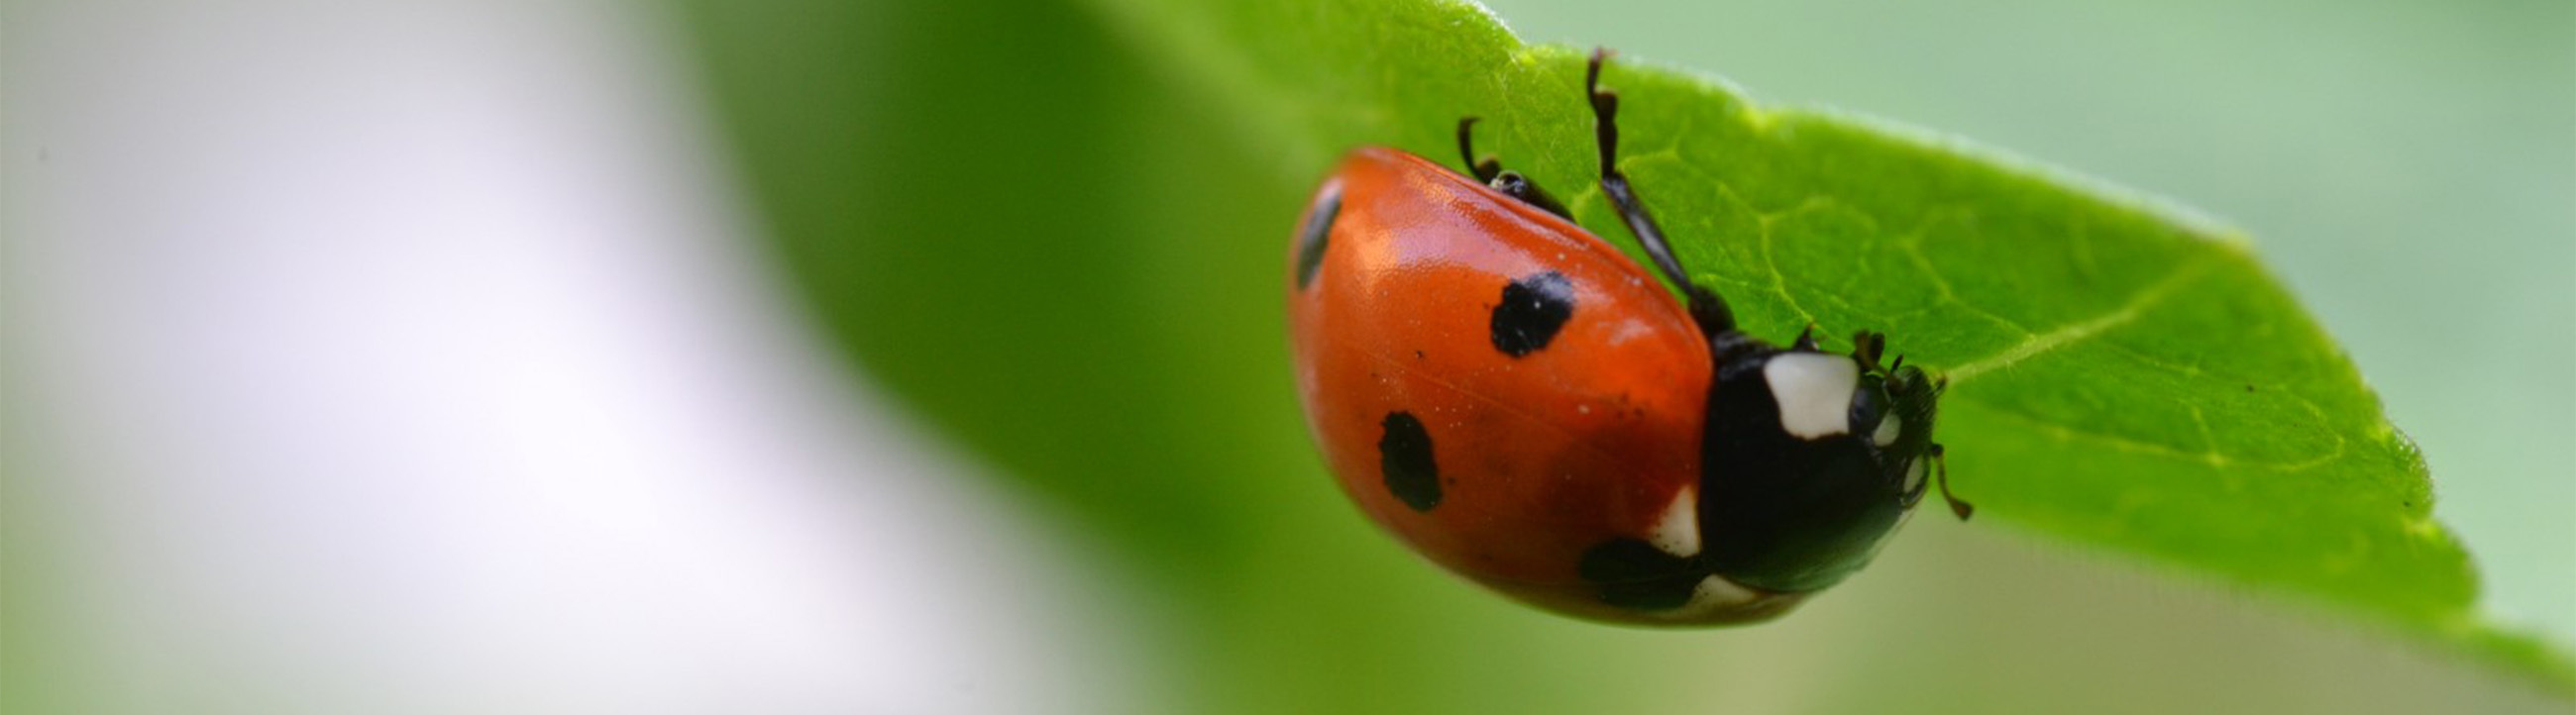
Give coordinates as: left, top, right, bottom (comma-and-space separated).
1490, 271, 1575, 357
1294, 187, 1342, 289
1378, 411, 1441, 511
1579, 538, 1704, 610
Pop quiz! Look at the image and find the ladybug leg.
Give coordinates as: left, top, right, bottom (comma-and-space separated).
1491, 172, 1570, 219
1458, 117, 1573, 219
1588, 49, 1737, 336
1456, 117, 1504, 183
1931, 444, 1974, 520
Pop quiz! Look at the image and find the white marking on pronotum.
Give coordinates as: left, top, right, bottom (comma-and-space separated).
1902, 458, 1927, 495
1649, 486, 1699, 558
1874, 414, 1902, 448
1764, 353, 1860, 440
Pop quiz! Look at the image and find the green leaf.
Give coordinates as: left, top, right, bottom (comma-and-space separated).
1080, 0, 2570, 689
677, 0, 2574, 703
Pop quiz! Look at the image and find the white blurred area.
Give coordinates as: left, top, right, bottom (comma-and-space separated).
1, 3, 1150, 713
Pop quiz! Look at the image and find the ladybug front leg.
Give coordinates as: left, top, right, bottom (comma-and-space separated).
1931, 445, 1973, 519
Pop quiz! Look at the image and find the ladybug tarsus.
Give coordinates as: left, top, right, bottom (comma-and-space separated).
1933, 445, 1973, 520
1457, 115, 1571, 218
1586, 48, 1620, 177
1457, 117, 1502, 183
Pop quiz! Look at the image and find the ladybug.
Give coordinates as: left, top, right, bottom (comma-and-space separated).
1286, 50, 1971, 625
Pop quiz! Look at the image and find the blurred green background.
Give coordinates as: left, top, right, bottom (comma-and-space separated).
13, 0, 2561, 712
676, 0, 2570, 712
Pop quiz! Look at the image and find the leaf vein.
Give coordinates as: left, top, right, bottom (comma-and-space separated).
1964, 399, 2351, 473
1943, 257, 2216, 385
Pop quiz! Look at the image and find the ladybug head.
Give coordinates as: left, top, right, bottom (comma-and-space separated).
1695, 329, 1966, 592
1849, 331, 1960, 519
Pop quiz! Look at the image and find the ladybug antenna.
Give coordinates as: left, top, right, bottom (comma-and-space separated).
1456, 117, 1502, 183
1791, 325, 1819, 352
1588, 48, 1736, 337
1931, 444, 1972, 520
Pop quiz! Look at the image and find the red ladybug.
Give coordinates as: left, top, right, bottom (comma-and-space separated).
1287, 50, 1970, 625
